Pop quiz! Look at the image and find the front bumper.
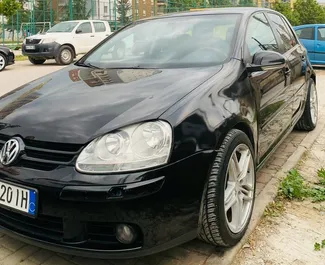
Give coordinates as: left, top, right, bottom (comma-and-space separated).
0, 151, 214, 258
7, 52, 15, 65
22, 42, 61, 59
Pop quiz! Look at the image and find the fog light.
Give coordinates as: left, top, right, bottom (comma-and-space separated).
116, 224, 137, 244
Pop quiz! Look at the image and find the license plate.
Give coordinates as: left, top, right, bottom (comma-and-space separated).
0, 181, 37, 217
25, 45, 35, 50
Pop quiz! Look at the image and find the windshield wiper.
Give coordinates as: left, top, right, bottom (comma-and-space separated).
76, 62, 100, 69
251, 37, 267, 51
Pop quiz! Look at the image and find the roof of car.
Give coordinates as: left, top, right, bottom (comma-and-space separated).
293, 24, 325, 28
60, 20, 107, 23
138, 7, 276, 21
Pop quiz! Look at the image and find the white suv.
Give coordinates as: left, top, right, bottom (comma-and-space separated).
22, 20, 112, 65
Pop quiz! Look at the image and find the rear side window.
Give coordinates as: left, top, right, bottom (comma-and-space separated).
94, 22, 106, 33
295, 27, 314, 40
246, 13, 279, 56
267, 13, 295, 52
317, 27, 325, 41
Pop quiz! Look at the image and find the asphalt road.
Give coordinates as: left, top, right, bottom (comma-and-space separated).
1, 60, 66, 96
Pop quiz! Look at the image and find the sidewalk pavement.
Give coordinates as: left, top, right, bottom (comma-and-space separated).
0, 70, 324, 265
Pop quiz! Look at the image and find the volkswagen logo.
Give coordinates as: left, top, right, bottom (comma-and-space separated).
0, 139, 20, 166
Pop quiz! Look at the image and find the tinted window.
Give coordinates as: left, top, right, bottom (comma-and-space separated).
280, 17, 297, 46
317, 27, 325, 41
268, 13, 294, 52
77, 22, 92, 34
246, 13, 279, 56
94, 22, 106, 33
83, 14, 241, 69
295, 27, 314, 40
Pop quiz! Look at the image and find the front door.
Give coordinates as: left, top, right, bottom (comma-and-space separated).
314, 26, 325, 64
294, 26, 315, 62
267, 12, 306, 123
74, 22, 95, 54
246, 12, 293, 162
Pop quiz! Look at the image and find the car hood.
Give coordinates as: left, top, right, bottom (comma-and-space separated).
0, 65, 222, 144
27, 32, 69, 40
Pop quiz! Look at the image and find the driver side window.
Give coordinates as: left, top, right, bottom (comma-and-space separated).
246, 13, 279, 56
76, 22, 92, 34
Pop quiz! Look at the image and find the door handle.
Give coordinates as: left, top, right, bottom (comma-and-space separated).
90, 35, 95, 37
284, 67, 291, 75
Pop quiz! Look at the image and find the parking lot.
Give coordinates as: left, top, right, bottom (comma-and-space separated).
0, 62, 325, 265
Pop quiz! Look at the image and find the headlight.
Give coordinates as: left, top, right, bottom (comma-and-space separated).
41, 38, 54, 44
76, 121, 172, 173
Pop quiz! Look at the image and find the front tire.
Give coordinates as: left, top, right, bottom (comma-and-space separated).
198, 129, 256, 247
295, 78, 318, 131
0, 54, 7, 71
55, 45, 74, 65
28, 57, 46, 65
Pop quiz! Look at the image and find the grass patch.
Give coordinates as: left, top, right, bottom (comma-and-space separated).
15, 55, 28, 61
317, 168, 325, 186
263, 199, 285, 218
314, 240, 325, 251
278, 168, 325, 202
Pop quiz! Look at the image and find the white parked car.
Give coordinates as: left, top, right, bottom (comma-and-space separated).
22, 20, 112, 65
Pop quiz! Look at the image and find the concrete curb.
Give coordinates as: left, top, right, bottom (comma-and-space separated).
204, 117, 325, 265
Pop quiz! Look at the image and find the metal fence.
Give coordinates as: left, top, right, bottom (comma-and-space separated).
0, 0, 268, 48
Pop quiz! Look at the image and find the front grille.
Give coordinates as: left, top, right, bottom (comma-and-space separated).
0, 134, 84, 171
26, 39, 41, 44
0, 207, 143, 250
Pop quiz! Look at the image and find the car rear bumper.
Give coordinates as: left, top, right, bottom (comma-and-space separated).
22, 42, 61, 59
0, 151, 215, 258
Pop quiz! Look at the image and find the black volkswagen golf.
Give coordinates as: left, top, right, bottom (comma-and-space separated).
0, 8, 318, 258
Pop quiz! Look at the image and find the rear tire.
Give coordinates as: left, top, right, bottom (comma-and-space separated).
55, 45, 74, 65
198, 129, 256, 247
295, 79, 318, 131
28, 57, 46, 65
0, 54, 7, 71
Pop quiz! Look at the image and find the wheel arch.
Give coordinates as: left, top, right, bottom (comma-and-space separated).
0, 51, 8, 63
215, 120, 256, 158
60, 43, 76, 58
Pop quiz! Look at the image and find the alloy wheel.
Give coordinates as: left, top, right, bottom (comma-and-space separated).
0, 55, 5, 71
224, 144, 255, 234
310, 83, 318, 126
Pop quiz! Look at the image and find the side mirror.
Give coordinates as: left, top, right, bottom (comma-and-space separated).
76, 29, 82, 34
246, 50, 286, 73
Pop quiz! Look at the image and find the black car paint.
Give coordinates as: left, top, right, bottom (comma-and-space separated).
0, 46, 15, 67
0, 8, 315, 258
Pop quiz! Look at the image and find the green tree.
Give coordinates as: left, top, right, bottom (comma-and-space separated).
293, 0, 325, 24
210, 0, 232, 7
117, 0, 131, 25
168, 0, 206, 12
238, 0, 255, 7
62, 0, 90, 20
271, 0, 299, 25
33, 0, 51, 23
0, 0, 21, 17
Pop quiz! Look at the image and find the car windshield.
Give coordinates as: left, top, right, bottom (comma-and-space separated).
81, 14, 241, 69
48, 22, 79, 33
